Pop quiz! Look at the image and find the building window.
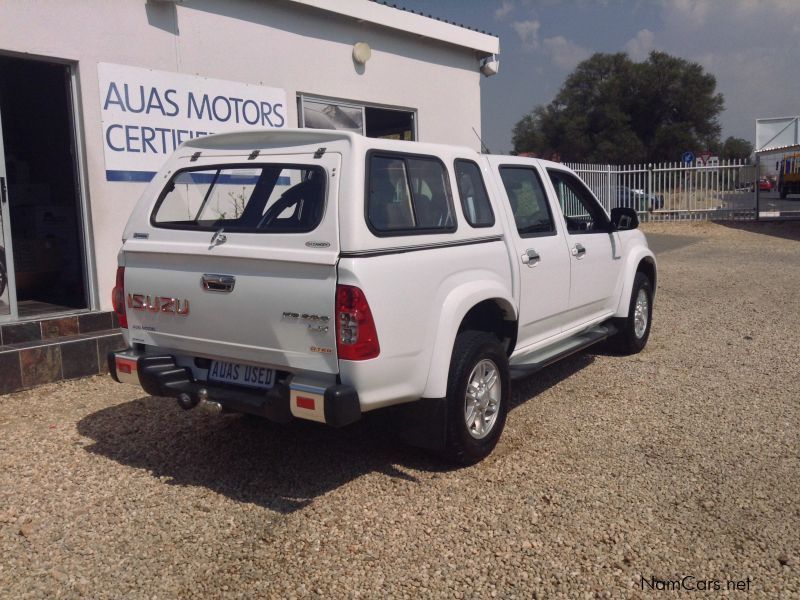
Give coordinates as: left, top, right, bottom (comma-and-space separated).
298, 95, 415, 141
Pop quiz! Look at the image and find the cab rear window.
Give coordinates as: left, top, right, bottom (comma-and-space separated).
151, 164, 326, 233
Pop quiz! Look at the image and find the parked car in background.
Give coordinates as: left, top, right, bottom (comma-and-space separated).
615, 186, 664, 212
748, 178, 773, 192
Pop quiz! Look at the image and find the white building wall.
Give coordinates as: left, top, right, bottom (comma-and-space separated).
0, 0, 484, 310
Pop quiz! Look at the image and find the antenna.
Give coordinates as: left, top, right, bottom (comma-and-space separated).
472, 127, 491, 154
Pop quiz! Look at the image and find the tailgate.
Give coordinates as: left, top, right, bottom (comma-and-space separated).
122, 152, 341, 374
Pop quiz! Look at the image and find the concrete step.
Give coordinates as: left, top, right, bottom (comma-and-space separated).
0, 311, 120, 346
0, 313, 126, 394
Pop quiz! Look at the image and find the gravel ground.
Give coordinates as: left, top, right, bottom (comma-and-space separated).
1, 220, 798, 598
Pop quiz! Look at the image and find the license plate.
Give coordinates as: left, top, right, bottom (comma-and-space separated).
207, 360, 274, 390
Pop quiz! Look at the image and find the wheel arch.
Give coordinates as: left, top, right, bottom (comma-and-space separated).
457, 299, 518, 355
422, 285, 516, 399
637, 256, 657, 295
614, 249, 657, 318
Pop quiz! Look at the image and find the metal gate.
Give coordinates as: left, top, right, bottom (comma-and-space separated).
566, 159, 760, 221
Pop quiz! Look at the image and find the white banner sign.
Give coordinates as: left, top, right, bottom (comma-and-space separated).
98, 63, 287, 181
755, 116, 799, 154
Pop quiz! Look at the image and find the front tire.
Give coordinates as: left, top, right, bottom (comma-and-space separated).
607, 272, 653, 355
443, 331, 509, 465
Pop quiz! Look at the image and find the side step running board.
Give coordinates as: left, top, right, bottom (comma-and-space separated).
509, 323, 617, 378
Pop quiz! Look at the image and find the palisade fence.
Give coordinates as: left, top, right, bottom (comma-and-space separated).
565, 159, 758, 221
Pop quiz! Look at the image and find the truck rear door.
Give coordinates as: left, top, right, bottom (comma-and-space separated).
490, 160, 572, 347
121, 152, 341, 375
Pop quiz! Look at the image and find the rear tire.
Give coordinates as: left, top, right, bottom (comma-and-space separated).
607, 272, 653, 355
443, 331, 509, 465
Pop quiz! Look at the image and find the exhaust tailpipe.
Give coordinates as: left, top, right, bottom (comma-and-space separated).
176, 389, 222, 414
176, 392, 199, 411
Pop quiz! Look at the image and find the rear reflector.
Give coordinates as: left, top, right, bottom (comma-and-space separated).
296, 396, 316, 410
113, 356, 138, 385
115, 357, 136, 374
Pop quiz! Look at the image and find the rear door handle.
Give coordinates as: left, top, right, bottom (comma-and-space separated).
521, 249, 541, 267
572, 243, 586, 258
201, 273, 235, 292
0, 176, 7, 204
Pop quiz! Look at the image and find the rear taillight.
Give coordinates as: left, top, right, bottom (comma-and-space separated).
112, 266, 127, 329
336, 284, 379, 360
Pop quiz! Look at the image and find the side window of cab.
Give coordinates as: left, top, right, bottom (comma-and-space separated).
366, 152, 457, 236
547, 169, 610, 233
498, 166, 556, 237
454, 159, 495, 227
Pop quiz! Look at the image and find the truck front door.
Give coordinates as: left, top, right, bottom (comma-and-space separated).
546, 168, 622, 328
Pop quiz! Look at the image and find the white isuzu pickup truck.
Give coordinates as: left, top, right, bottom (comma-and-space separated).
109, 129, 656, 464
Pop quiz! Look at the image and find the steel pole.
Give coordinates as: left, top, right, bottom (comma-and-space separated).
755, 154, 760, 220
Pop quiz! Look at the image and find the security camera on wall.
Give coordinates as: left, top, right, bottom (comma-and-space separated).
480, 55, 499, 77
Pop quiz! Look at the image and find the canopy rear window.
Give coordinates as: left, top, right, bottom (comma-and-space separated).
151, 164, 326, 233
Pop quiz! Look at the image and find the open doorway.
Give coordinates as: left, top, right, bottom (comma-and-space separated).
0, 54, 88, 320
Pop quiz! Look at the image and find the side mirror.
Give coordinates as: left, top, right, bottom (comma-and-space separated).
609, 207, 639, 231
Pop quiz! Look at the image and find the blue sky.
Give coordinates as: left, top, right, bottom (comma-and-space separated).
394, 0, 800, 156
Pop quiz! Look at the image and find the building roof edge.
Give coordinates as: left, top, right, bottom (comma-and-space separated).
285, 0, 500, 55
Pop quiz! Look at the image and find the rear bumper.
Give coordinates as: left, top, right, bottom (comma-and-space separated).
108, 350, 360, 427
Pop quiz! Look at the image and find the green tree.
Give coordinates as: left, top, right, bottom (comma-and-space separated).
717, 136, 753, 160
512, 51, 725, 163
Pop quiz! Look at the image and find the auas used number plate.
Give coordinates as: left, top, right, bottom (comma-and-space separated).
208, 360, 274, 390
